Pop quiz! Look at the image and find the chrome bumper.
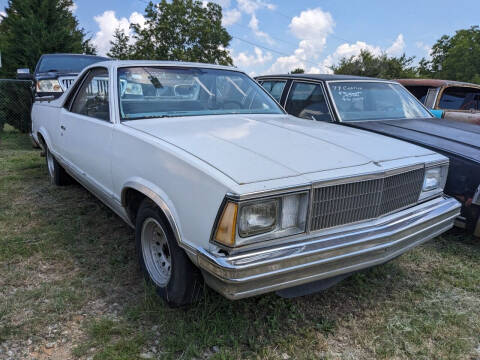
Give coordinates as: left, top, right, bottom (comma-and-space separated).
197, 196, 460, 300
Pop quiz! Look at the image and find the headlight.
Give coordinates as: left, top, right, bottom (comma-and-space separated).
238, 199, 278, 237
37, 79, 63, 93
214, 192, 309, 247
419, 164, 448, 200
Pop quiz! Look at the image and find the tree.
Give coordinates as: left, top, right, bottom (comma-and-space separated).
290, 68, 305, 74
107, 28, 133, 60
332, 50, 417, 79
0, 0, 95, 77
418, 26, 480, 84
129, 0, 232, 65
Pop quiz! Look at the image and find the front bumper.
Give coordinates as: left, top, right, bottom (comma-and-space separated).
197, 196, 460, 300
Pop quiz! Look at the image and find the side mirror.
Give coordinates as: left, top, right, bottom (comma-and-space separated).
16, 68, 32, 80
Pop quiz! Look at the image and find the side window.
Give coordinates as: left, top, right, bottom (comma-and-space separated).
424, 88, 439, 108
260, 80, 287, 102
438, 86, 480, 111
71, 68, 110, 121
285, 82, 332, 121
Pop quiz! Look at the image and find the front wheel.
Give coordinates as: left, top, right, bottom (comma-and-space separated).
135, 199, 202, 306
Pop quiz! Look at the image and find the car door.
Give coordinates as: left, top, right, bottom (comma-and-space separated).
59, 67, 114, 198
284, 81, 333, 122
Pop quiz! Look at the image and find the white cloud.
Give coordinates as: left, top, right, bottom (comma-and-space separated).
222, 8, 241, 26
232, 46, 273, 68
231, 0, 275, 44
386, 34, 405, 56
321, 34, 406, 73
322, 41, 382, 71
248, 14, 273, 44
237, 0, 275, 14
69, 2, 77, 13
267, 8, 335, 74
0, 11, 5, 21
92, 10, 145, 56
416, 41, 432, 58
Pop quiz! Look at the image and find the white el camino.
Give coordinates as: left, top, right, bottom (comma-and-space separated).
31, 61, 460, 306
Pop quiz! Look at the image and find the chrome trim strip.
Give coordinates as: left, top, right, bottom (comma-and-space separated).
226, 184, 311, 201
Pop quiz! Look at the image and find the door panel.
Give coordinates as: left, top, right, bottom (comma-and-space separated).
59, 67, 114, 197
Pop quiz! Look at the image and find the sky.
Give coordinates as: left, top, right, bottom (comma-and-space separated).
1, 0, 479, 76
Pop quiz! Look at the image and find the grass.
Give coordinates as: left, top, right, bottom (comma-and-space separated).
1, 126, 479, 359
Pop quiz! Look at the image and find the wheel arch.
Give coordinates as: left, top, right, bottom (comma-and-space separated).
36, 127, 52, 153
121, 180, 186, 252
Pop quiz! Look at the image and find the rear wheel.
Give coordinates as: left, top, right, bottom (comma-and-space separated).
135, 199, 202, 306
45, 145, 71, 186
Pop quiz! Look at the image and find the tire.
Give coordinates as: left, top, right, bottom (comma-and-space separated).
135, 199, 203, 306
45, 145, 71, 186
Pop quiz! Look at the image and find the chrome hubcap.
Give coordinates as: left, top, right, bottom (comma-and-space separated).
46, 149, 55, 178
141, 218, 172, 287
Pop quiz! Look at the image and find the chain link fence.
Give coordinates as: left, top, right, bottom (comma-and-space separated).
0, 79, 33, 133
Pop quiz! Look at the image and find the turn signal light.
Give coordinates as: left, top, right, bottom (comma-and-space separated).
214, 202, 238, 247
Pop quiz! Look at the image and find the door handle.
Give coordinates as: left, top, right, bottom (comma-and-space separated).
60, 125, 66, 131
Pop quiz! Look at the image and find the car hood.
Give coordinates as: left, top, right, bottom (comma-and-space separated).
346, 118, 480, 164
124, 114, 436, 184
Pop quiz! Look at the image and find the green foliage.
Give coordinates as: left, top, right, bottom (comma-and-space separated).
332, 50, 417, 79
0, 0, 95, 77
128, 0, 232, 65
290, 68, 305, 74
107, 28, 133, 60
0, 80, 32, 133
419, 26, 480, 84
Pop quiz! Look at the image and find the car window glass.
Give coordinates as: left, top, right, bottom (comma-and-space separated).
439, 86, 480, 111
285, 82, 332, 121
328, 82, 432, 121
71, 68, 110, 121
117, 67, 283, 120
405, 86, 435, 105
424, 88, 438, 108
37, 56, 107, 73
260, 80, 286, 102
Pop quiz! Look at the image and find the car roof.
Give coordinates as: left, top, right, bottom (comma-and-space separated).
90, 60, 240, 72
40, 53, 110, 60
396, 78, 480, 88
256, 73, 387, 82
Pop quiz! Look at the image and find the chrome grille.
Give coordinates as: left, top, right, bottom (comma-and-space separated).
310, 168, 424, 231
59, 77, 76, 90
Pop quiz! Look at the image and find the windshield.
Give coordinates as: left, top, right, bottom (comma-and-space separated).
117, 67, 283, 120
37, 56, 108, 73
328, 81, 432, 121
